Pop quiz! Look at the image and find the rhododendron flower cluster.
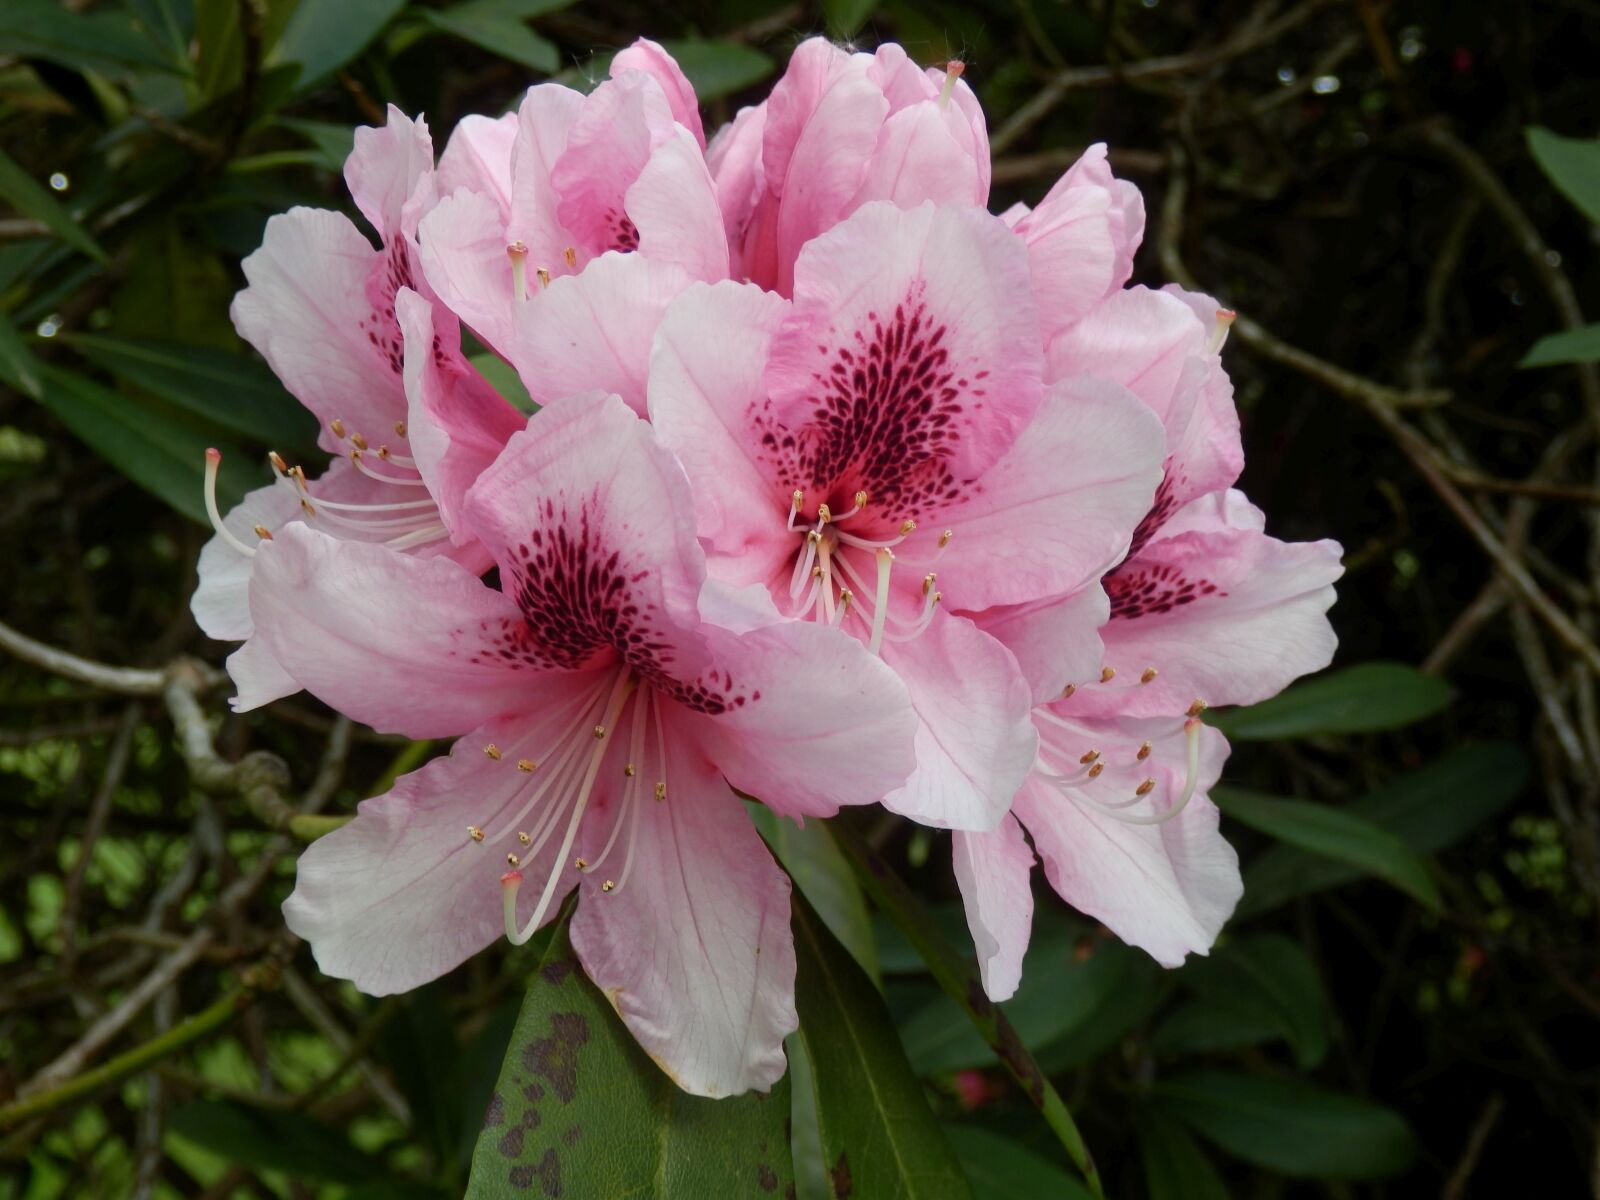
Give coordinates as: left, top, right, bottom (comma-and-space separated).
195, 37, 1342, 1097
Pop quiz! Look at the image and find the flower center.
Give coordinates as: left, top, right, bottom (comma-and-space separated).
782, 490, 951, 653
1034, 698, 1207, 826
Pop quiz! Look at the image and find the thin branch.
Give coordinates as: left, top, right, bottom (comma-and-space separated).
0, 616, 170, 695
60, 702, 142, 973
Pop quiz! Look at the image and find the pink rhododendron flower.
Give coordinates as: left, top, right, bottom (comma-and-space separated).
710, 37, 990, 295
418, 39, 726, 413
252, 394, 916, 1096
953, 260, 1344, 999
194, 110, 523, 708
650, 199, 1168, 832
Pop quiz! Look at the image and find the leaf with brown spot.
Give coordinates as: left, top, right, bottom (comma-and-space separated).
465, 914, 795, 1198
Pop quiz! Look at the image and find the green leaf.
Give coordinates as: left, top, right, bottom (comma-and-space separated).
469, 353, 536, 414
944, 1126, 1092, 1200
1148, 1000, 1282, 1058
416, 7, 559, 73
1213, 787, 1441, 912
29, 364, 251, 523
1239, 742, 1528, 917
824, 0, 881, 39
1175, 935, 1328, 1069
1208, 662, 1451, 740
660, 41, 774, 101
0, 318, 43, 399
278, 118, 358, 173
380, 986, 468, 1179
0, 0, 179, 80
168, 1100, 389, 1184
0, 149, 107, 265
1520, 322, 1600, 368
64, 334, 317, 453
464, 917, 794, 1199
1528, 126, 1600, 225
1152, 1070, 1415, 1179
791, 891, 972, 1200
1136, 1107, 1230, 1200
751, 806, 879, 983
271, 0, 408, 92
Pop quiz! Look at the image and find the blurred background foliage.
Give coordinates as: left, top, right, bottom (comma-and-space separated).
1, 0, 1598, 1196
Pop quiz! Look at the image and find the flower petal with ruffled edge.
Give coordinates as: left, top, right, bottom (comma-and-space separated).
952, 814, 1034, 1000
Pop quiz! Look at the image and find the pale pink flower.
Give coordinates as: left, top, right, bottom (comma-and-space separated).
649, 199, 1169, 833
709, 37, 990, 295
953, 272, 1344, 998
194, 110, 524, 708
252, 393, 916, 1096
417, 39, 726, 415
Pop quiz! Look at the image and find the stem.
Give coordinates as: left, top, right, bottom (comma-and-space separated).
0, 970, 270, 1131
828, 821, 1107, 1200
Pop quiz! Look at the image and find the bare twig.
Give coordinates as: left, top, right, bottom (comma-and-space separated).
0, 616, 171, 695
60, 703, 142, 973
1442, 1093, 1506, 1200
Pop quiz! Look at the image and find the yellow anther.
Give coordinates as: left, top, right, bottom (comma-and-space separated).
624, 763, 637, 777
900, 519, 917, 536
817, 503, 832, 524
1186, 698, 1208, 718
253, 524, 273, 540
269, 451, 289, 474
299, 498, 316, 517
506, 853, 521, 867
592, 725, 606, 739
330, 419, 346, 438
394, 420, 407, 437
1087, 762, 1105, 778
923, 573, 937, 595
654, 781, 666, 801
1079, 749, 1100, 764
517, 758, 536, 772
838, 588, 853, 609
792, 490, 804, 511
807, 530, 822, 544
536, 267, 551, 288
938, 529, 953, 548
350, 432, 368, 450
468, 825, 485, 842
1137, 741, 1152, 761
1100, 667, 1117, 683
1061, 683, 1077, 699
484, 744, 502, 760
1135, 779, 1156, 796
1140, 667, 1158, 684
575, 857, 588, 870
563, 246, 577, 268
854, 490, 869, 508
601, 880, 616, 893
518, 831, 531, 845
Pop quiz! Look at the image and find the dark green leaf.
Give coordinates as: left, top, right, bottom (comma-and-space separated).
465, 917, 794, 1199
0, 149, 107, 265
660, 41, 774, 101
30, 364, 251, 523
1527, 126, 1600, 225
751, 806, 879, 983
944, 1126, 1091, 1200
1148, 1000, 1282, 1058
1208, 662, 1451, 740
1239, 743, 1528, 917
824, 0, 881, 39
278, 118, 358, 173
0, 0, 179, 80
416, 8, 559, 73
1136, 1107, 1231, 1200
469, 353, 536, 415
381, 985, 466, 1176
792, 891, 972, 1200
1152, 1070, 1415, 1179
168, 1099, 388, 1184
0, 318, 43, 399
271, 0, 408, 93
65, 334, 317, 452
1213, 787, 1441, 912
873, 902, 973, 974
1520, 323, 1600, 368
1176, 935, 1328, 1069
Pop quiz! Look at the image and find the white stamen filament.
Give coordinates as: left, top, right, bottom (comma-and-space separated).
350, 453, 429, 486
1041, 717, 1204, 826
508, 241, 529, 303
580, 685, 650, 875
505, 670, 635, 944
382, 522, 450, 550
481, 677, 613, 844
868, 549, 893, 656
203, 449, 259, 558
1208, 309, 1237, 354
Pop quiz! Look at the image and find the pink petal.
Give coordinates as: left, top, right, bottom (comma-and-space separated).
847, 102, 983, 211
231, 209, 405, 455
283, 707, 590, 995
953, 815, 1035, 1000
461, 392, 709, 668
438, 112, 518, 219
246, 522, 538, 736
193, 482, 301, 641
396, 288, 524, 544
879, 611, 1036, 831
707, 103, 767, 268
764, 202, 1043, 518
571, 726, 796, 1097
1012, 148, 1122, 342
225, 633, 301, 711
1093, 490, 1344, 716
506, 253, 692, 415
612, 37, 705, 148
1017, 712, 1239, 966
970, 584, 1109, 707
688, 593, 918, 819
648, 280, 793, 585
625, 126, 730, 283
932, 375, 1166, 610
552, 73, 675, 262
506, 82, 585, 270
345, 105, 434, 243
418, 190, 518, 360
